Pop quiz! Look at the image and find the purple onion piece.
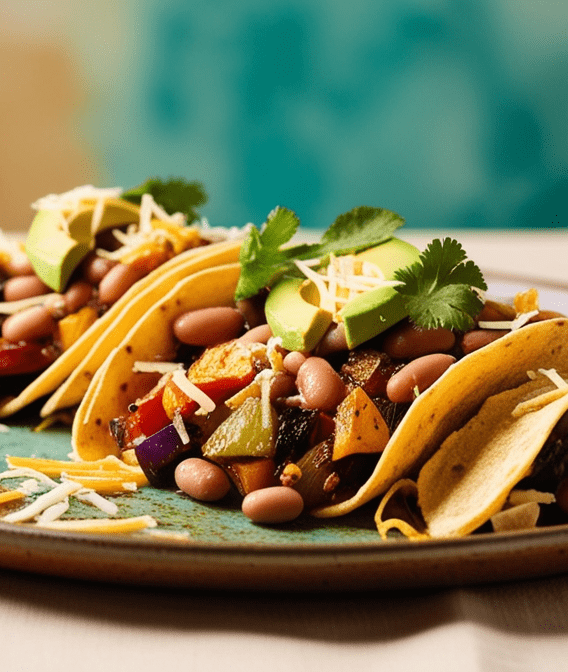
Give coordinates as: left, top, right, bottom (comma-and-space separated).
134, 423, 194, 488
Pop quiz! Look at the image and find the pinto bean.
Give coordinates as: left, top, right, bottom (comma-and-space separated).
2, 305, 57, 342
283, 351, 308, 375
97, 263, 146, 305
269, 372, 297, 402
242, 486, 304, 523
237, 323, 273, 346
316, 322, 348, 356
5, 255, 35, 277
382, 321, 456, 359
63, 280, 93, 314
175, 458, 231, 502
3, 275, 51, 302
173, 307, 245, 346
460, 329, 508, 355
386, 353, 456, 403
296, 356, 347, 411
81, 253, 118, 285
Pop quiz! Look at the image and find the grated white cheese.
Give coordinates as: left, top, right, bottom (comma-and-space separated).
171, 369, 216, 414
0, 466, 59, 488
0, 292, 61, 315
132, 361, 183, 374
17, 479, 41, 496
478, 310, 539, 331
538, 368, 568, 389
0, 424, 9, 434
172, 409, 191, 445
35, 499, 70, 524
2, 480, 82, 523
75, 489, 119, 516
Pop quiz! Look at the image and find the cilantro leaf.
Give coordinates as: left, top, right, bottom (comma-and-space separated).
122, 177, 207, 222
234, 207, 300, 301
235, 205, 405, 300
394, 238, 487, 330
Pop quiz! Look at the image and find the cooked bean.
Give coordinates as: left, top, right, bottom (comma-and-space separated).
175, 458, 231, 502
296, 356, 347, 411
383, 321, 456, 359
283, 351, 307, 375
5, 255, 35, 277
63, 280, 93, 314
316, 322, 348, 356
235, 294, 267, 329
81, 253, 117, 285
173, 307, 245, 346
3, 275, 50, 302
97, 263, 146, 305
242, 486, 304, 524
529, 310, 566, 322
386, 353, 456, 403
2, 305, 56, 342
270, 372, 297, 402
237, 323, 272, 346
460, 329, 508, 355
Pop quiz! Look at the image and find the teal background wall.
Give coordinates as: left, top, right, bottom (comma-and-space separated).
2, 1, 567, 231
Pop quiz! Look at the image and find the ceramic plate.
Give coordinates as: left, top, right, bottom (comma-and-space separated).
1, 273, 567, 592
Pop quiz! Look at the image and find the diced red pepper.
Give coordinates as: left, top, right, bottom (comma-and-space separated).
0, 339, 58, 376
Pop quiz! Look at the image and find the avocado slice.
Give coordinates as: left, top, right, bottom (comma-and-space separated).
339, 238, 421, 348
265, 238, 421, 353
25, 197, 140, 292
265, 277, 333, 352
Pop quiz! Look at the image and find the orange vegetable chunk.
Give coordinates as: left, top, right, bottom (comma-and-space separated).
332, 386, 390, 460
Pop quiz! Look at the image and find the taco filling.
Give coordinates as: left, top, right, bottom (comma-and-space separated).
69, 205, 565, 530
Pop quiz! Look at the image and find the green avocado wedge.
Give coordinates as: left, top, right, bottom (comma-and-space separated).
25, 198, 140, 292
339, 238, 421, 348
265, 238, 421, 352
264, 277, 333, 352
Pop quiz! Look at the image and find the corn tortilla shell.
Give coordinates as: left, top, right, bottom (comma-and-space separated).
417, 373, 568, 538
314, 317, 568, 518
72, 262, 242, 461
0, 240, 241, 419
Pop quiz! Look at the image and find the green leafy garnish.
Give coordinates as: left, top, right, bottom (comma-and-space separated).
235, 205, 404, 301
122, 177, 207, 222
393, 238, 487, 330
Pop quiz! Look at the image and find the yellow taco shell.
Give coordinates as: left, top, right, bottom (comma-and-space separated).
0, 240, 241, 419
314, 317, 568, 518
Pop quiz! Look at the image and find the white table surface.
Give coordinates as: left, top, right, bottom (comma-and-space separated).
2, 229, 568, 672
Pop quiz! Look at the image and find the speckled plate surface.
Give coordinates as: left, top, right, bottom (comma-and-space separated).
1, 274, 568, 592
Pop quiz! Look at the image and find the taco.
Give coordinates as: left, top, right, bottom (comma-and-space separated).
375, 347, 568, 540
70, 205, 566, 530
0, 180, 243, 418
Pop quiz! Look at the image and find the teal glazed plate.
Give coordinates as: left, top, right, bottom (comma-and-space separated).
1, 274, 568, 591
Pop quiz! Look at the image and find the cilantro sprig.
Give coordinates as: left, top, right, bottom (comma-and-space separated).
235, 205, 486, 332
122, 177, 207, 223
393, 238, 487, 330
235, 205, 404, 301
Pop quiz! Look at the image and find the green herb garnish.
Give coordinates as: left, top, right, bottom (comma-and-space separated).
234, 205, 404, 301
393, 237, 487, 330
122, 177, 207, 223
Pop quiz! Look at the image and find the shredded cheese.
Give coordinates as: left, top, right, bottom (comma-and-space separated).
171, 369, 216, 414
132, 361, 183, 374
512, 369, 568, 417
478, 310, 539, 331
35, 515, 158, 534
2, 480, 83, 523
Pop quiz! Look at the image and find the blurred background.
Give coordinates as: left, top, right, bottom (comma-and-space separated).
1, 0, 567, 233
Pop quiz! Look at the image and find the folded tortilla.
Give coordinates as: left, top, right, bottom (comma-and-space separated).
314, 317, 568, 518
72, 262, 242, 461
0, 240, 241, 419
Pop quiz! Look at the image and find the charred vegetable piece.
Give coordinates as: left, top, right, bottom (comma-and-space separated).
340, 349, 402, 397
134, 422, 200, 487
224, 458, 278, 496
202, 396, 278, 461
273, 407, 319, 471
333, 386, 390, 460
293, 437, 375, 511
110, 381, 172, 451
162, 340, 257, 420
